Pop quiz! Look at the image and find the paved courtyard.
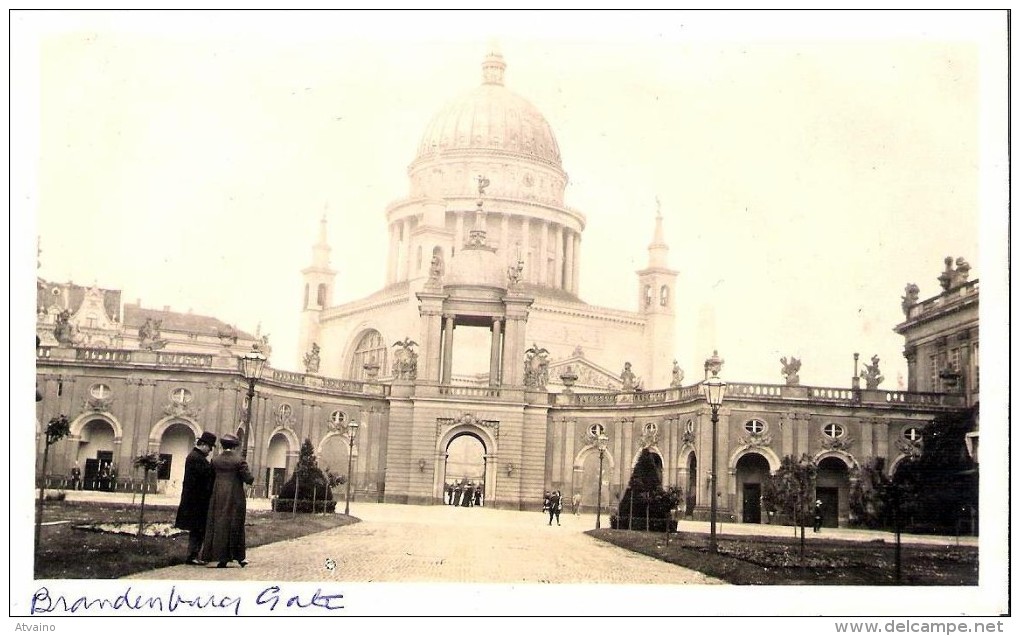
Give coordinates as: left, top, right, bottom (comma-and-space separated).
124, 501, 724, 585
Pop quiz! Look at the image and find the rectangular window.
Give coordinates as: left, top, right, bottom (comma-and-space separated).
928, 354, 939, 391
949, 347, 961, 372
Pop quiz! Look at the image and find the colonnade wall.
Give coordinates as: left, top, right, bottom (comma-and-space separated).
36, 345, 967, 517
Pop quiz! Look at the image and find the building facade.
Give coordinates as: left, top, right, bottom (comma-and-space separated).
34, 51, 975, 529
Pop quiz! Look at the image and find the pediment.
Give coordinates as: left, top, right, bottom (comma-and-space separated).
547, 356, 622, 392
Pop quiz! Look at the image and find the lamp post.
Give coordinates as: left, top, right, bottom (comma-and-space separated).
239, 349, 268, 461
595, 433, 608, 529
703, 354, 726, 553
344, 421, 360, 516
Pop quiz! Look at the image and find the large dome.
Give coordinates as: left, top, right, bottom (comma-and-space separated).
414, 52, 562, 168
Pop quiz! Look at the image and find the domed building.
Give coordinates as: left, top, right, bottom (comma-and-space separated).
298, 49, 677, 393
35, 48, 974, 526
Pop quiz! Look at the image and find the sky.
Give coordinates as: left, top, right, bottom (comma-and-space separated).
14, 10, 1004, 391
9, 8, 1011, 622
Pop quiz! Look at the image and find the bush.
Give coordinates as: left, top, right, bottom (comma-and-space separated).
44, 491, 67, 502
610, 515, 677, 532
615, 449, 682, 532
271, 498, 337, 513
275, 439, 334, 513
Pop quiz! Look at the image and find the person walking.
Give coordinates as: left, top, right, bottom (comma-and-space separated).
69, 462, 82, 491
174, 431, 216, 565
548, 490, 562, 526
571, 492, 581, 516
813, 499, 824, 533
200, 434, 255, 568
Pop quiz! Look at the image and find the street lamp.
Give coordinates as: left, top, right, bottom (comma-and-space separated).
344, 421, 360, 516
239, 348, 268, 461
595, 433, 608, 529
703, 354, 726, 553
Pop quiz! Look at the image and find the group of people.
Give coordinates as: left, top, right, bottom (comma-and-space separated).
174, 431, 255, 568
444, 481, 483, 507
543, 490, 563, 525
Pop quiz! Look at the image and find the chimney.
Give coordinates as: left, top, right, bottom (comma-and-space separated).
163, 305, 170, 312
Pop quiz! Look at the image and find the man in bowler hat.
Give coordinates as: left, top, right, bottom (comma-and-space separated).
174, 431, 217, 564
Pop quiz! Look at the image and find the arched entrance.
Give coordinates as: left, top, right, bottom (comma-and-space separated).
443, 432, 487, 506
319, 434, 353, 481
816, 456, 851, 528
574, 446, 614, 515
685, 452, 698, 517
157, 422, 195, 496
77, 418, 116, 490
735, 452, 770, 523
266, 432, 292, 497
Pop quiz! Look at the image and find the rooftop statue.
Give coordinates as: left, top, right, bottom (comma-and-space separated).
670, 360, 684, 388
391, 338, 419, 380
138, 317, 167, 351
860, 354, 884, 390
524, 343, 550, 389
780, 356, 801, 386
620, 361, 636, 392
303, 342, 321, 374
901, 283, 920, 315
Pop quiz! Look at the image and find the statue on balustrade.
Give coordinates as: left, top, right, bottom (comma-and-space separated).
620, 362, 637, 392
427, 248, 444, 288
670, 360, 684, 388
860, 354, 884, 390
391, 338, 419, 380
138, 317, 168, 351
938, 256, 972, 292
252, 333, 272, 358
901, 283, 920, 316
303, 342, 321, 374
523, 343, 550, 389
53, 309, 78, 346
507, 258, 524, 290
780, 356, 801, 385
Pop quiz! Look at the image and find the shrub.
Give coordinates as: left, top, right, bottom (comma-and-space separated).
615, 449, 681, 531
274, 439, 334, 513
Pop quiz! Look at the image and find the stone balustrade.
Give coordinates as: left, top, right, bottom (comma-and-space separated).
36, 346, 963, 408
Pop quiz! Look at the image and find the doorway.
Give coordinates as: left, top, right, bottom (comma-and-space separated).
742, 483, 762, 524
816, 487, 839, 528
444, 433, 487, 506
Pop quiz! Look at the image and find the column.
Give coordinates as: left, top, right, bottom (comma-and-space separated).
564, 228, 575, 293
421, 310, 444, 382
539, 222, 549, 286
571, 233, 581, 294
553, 224, 564, 289
455, 211, 465, 252
489, 318, 503, 386
400, 218, 412, 282
520, 218, 531, 282
441, 314, 455, 384
500, 213, 510, 256
386, 224, 398, 284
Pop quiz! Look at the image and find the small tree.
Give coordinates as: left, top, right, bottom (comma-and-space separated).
35, 415, 71, 550
274, 439, 335, 513
893, 409, 978, 534
762, 453, 816, 554
849, 457, 894, 529
133, 452, 164, 535
614, 449, 678, 531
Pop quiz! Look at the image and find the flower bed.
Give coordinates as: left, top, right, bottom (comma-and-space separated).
74, 522, 186, 538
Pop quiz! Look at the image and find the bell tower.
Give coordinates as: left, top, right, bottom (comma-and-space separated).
637, 201, 678, 388
298, 213, 337, 368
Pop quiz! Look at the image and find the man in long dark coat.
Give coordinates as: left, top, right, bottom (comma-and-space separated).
174, 431, 216, 565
